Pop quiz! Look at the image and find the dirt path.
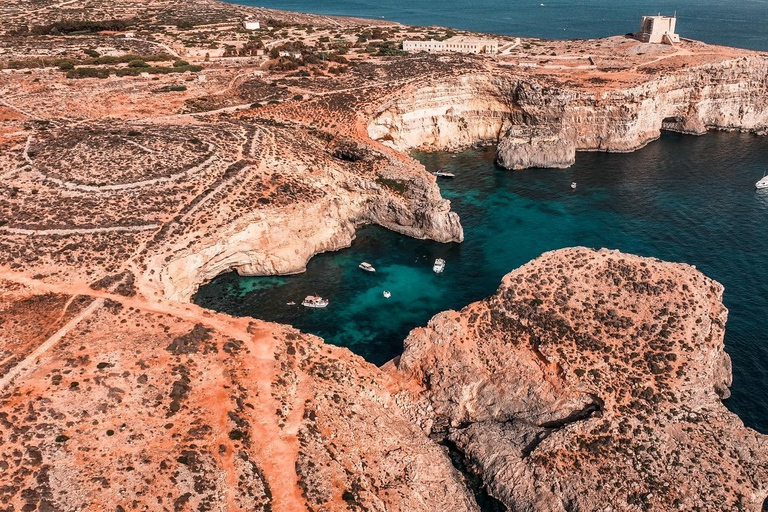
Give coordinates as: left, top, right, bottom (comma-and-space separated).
0, 297, 102, 392
29, 0, 81, 12
0, 268, 312, 509
26, 148, 219, 192
240, 325, 309, 512
0, 223, 160, 236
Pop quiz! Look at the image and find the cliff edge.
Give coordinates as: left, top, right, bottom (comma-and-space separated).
390, 247, 768, 510
367, 38, 768, 170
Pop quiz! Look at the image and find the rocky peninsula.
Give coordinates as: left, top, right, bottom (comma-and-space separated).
0, 0, 767, 510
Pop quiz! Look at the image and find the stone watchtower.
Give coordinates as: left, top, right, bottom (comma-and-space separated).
637, 15, 680, 44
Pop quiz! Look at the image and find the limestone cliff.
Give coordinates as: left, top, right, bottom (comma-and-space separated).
368, 44, 768, 170
389, 248, 768, 511
136, 129, 463, 304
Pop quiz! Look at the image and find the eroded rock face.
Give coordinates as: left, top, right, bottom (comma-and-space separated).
496, 126, 576, 170
368, 50, 768, 170
390, 247, 768, 511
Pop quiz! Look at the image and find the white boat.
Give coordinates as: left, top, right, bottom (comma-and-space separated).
359, 262, 376, 272
433, 258, 446, 273
433, 170, 455, 178
756, 173, 768, 190
286, 301, 296, 306
571, 182, 577, 189
383, 291, 391, 298
302, 295, 329, 308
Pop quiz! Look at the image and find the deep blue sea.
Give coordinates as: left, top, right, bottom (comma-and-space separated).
196, 132, 768, 434
225, 0, 768, 51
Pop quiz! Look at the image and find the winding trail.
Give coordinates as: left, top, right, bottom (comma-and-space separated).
27, 148, 219, 192
29, 0, 81, 12
0, 224, 160, 235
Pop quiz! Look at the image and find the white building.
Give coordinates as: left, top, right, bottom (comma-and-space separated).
278, 51, 302, 60
403, 36, 499, 55
637, 15, 680, 44
242, 20, 261, 30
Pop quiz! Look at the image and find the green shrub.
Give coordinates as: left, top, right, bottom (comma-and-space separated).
91, 53, 172, 65
66, 67, 109, 79
114, 67, 142, 77
57, 60, 75, 71
32, 19, 130, 35
128, 59, 149, 68
375, 175, 408, 194
173, 59, 189, 67
83, 49, 100, 58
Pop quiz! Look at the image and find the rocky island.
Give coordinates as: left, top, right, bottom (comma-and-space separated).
0, 0, 767, 510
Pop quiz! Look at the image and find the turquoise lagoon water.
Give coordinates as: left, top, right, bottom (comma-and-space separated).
224, 0, 768, 51
195, 132, 768, 434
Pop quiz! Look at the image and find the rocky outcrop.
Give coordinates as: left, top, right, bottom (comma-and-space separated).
155, 186, 462, 303
144, 136, 463, 303
496, 126, 576, 169
389, 247, 768, 511
368, 48, 768, 170
368, 74, 516, 152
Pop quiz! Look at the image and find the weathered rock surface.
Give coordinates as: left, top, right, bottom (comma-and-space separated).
0, 280, 478, 512
368, 42, 768, 170
496, 126, 576, 169
150, 141, 464, 303
2, 1, 768, 510
390, 247, 768, 511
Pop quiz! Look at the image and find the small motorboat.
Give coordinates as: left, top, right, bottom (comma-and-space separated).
286, 301, 296, 306
433, 258, 446, 274
383, 291, 391, 298
302, 295, 329, 308
756, 173, 768, 190
433, 170, 455, 178
359, 262, 376, 272
571, 182, 577, 189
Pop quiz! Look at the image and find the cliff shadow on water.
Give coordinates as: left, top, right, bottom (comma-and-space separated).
195, 132, 768, 435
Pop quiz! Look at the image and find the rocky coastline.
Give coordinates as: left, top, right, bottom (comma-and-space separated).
1, 1, 767, 510
368, 49, 768, 170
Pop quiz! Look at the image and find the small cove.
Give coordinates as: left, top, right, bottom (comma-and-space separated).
195, 131, 768, 434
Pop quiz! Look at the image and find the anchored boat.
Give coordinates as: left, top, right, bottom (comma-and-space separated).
359, 262, 376, 272
383, 291, 391, 298
302, 295, 329, 308
756, 173, 768, 190
433, 258, 446, 273
433, 170, 455, 178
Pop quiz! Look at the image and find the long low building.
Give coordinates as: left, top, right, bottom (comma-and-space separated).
403, 36, 499, 55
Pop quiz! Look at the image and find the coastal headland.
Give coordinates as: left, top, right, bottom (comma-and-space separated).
1, 0, 767, 509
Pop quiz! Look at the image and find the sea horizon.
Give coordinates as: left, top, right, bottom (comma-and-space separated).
225, 0, 768, 51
